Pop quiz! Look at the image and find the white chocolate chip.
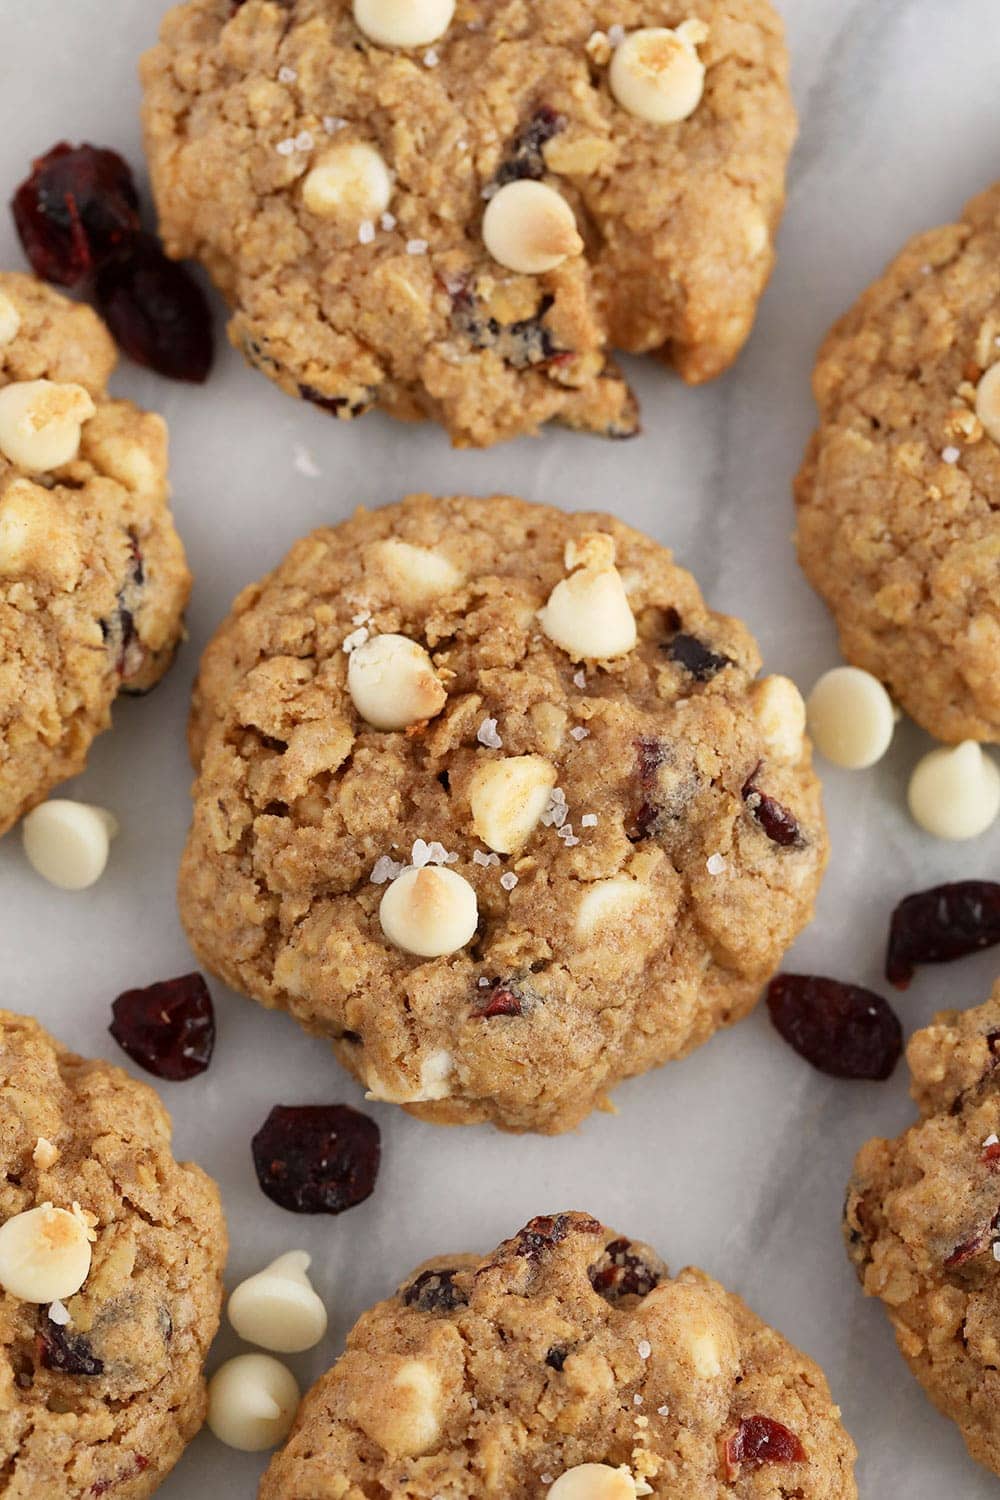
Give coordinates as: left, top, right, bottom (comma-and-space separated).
366, 537, 463, 606
302, 143, 393, 222
359, 1359, 443, 1456
609, 25, 707, 125
207, 1353, 300, 1452
482, 180, 584, 275
22, 800, 119, 891
0, 477, 83, 588
806, 666, 895, 770
0, 1204, 93, 1302
0, 292, 21, 347
687, 1328, 722, 1378
228, 1251, 328, 1354
975, 362, 1000, 444
416, 1048, 453, 1100
547, 1463, 642, 1500
0, 380, 95, 473
538, 535, 637, 661
908, 740, 1000, 840
750, 675, 806, 765
353, 0, 454, 48
347, 633, 446, 730
575, 876, 647, 939
33, 1137, 59, 1170
468, 755, 557, 853
379, 866, 478, 957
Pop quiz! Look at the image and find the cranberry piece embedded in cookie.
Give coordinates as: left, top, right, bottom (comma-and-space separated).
664, 632, 732, 682
94, 235, 213, 383
110, 973, 215, 1081
724, 1415, 806, 1476
11, 142, 140, 286
402, 1268, 468, 1312
492, 107, 565, 188
450, 288, 566, 370
252, 1104, 381, 1214
766, 973, 902, 1081
37, 1321, 105, 1376
90, 1456, 151, 1497
886, 881, 1000, 989
474, 979, 539, 1018
742, 765, 806, 848
587, 1238, 662, 1302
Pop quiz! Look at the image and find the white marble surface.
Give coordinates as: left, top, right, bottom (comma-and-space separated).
1, 2, 999, 1495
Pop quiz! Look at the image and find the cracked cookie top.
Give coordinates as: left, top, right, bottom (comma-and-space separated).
141, 0, 795, 446
179, 493, 826, 1133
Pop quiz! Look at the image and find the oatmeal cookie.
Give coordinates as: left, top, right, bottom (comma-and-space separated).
141, 0, 795, 447
845, 979, 1000, 1478
260, 1210, 857, 1498
0, 1010, 226, 1497
795, 182, 1000, 743
0, 272, 191, 836
179, 493, 826, 1134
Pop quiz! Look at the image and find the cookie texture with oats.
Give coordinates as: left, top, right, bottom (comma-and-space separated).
0, 1010, 226, 1497
845, 980, 1000, 1480
0, 272, 190, 836
141, 0, 795, 447
796, 183, 1000, 743
260, 1210, 857, 1498
179, 493, 826, 1134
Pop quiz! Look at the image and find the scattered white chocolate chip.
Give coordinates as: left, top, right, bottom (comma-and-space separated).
908, 740, 1000, 840
228, 1250, 328, 1354
609, 24, 707, 125
33, 1137, 59, 1170
468, 754, 556, 853
575, 876, 647, 938
416, 1048, 453, 1100
367, 538, 462, 605
353, 0, 455, 48
0, 379, 95, 473
547, 1463, 643, 1500
482, 180, 583, 275
976, 362, 1000, 445
302, 143, 393, 222
806, 666, 895, 770
687, 1327, 722, 1378
538, 534, 637, 661
207, 1353, 300, 1452
359, 1358, 443, 1455
22, 800, 119, 891
750, 675, 806, 765
0, 292, 21, 347
0, 1204, 93, 1302
379, 866, 478, 957
348, 632, 446, 730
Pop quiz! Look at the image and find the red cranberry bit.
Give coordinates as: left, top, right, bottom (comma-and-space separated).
512, 1212, 601, 1262
110, 973, 215, 1082
90, 1457, 151, 1497
588, 1238, 662, 1302
94, 235, 213, 383
982, 1143, 1000, 1167
742, 765, 805, 849
664, 633, 732, 682
725, 1415, 806, 1476
38, 1322, 104, 1376
493, 107, 565, 187
402, 1268, 468, 1312
545, 1346, 568, 1370
252, 1104, 380, 1214
886, 881, 1000, 990
628, 736, 668, 842
766, 974, 902, 1081
474, 978, 536, 1018
943, 1217, 999, 1269
12, 142, 139, 286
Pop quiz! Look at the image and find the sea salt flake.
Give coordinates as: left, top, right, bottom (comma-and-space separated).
358, 219, 376, 245
424, 840, 456, 866
706, 852, 726, 876
407, 238, 429, 256
541, 787, 568, 828
657, 1404, 670, 1417
342, 626, 370, 653
540, 1478, 554, 1488
573, 669, 587, 688
633, 1393, 643, 1406
278, 65, 298, 83
473, 849, 500, 867
993, 1241, 1000, 1263
370, 855, 404, 884
48, 1300, 70, 1326
581, 813, 598, 828
499, 871, 518, 891
293, 443, 320, 478
942, 445, 960, 463
637, 1339, 651, 1360
423, 47, 439, 66
411, 838, 432, 868
276, 137, 297, 157
570, 725, 589, 741
477, 717, 503, 749
323, 115, 347, 134
295, 130, 314, 152
478, 976, 490, 987
608, 23, 626, 45
985, 1133, 999, 1148
481, 181, 499, 201
380, 211, 397, 231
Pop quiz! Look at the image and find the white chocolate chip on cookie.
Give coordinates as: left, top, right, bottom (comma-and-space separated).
750, 675, 806, 764
22, 800, 118, 890
483, 180, 583, 275
806, 666, 895, 770
0, 379, 95, 472
207, 1353, 300, 1452
975, 362, 1000, 445
353, 0, 454, 48
547, 1463, 644, 1500
358, 1359, 443, 1456
302, 143, 393, 222
609, 24, 708, 125
575, 876, 647, 939
538, 533, 637, 660
228, 1250, 328, 1354
0, 1204, 93, 1302
908, 740, 1000, 840
0, 292, 21, 347
468, 754, 557, 853
366, 537, 462, 605
0, 477, 83, 588
348, 633, 446, 730
379, 865, 478, 956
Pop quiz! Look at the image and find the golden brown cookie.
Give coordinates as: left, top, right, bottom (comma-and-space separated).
0, 1010, 227, 1497
260, 1210, 857, 1498
179, 493, 827, 1133
845, 979, 1000, 1479
0, 272, 191, 836
796, 183, 1000, 744
141, 0, 795, 447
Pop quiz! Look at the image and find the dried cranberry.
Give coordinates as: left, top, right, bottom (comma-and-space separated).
766, 974, 902, 1080
94, 235, 213, 383
628, 736, 668, 841
451, 289, 564, 369
512, 1212, 601, 1261
944, 1215, 999, 1269
982, 1143, 1000, 1167
110, 973, 215, 1082
725, 1415, 806, 1473
664, 633, 732, 682
12, 142, 139, 286
545, 1346, 568, 1370
493, 107, 564, 187
252, 1104, 380, 1214
38, 1323, 104, 1376
742, 765, 805, 848
886, 881, 1000, 990
90, 1457, 151, 1497
588, 1238, 662, 1302
474, 978, 538, 1018
402, 1268, 468, 1312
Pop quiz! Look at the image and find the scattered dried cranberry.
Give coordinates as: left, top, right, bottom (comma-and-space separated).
474, 979, 537, 1018
252, 1104, 380, 1214
38, 1322, 104, 1376
944, 1215, 999, 1269
94, 235, 213, 383
588, 1238, 662, 1302
886, 882, 1000, 990
110, 974, 215, 1082
725, 1415, 806, 1474
90, 1457, 151, 1497
12, 142, 139, 286
493, 107, 564, 187
512, 1213, 600, 1261
766, 974, 902, 1081
628, 736, 668, 841
451, 289, 564, 369
545, 1346, 568, 1370
402, 1268, 468, 1312
664, 633, 732, 682
982, 1143, 1000, 1167
742, 765, 805, 849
